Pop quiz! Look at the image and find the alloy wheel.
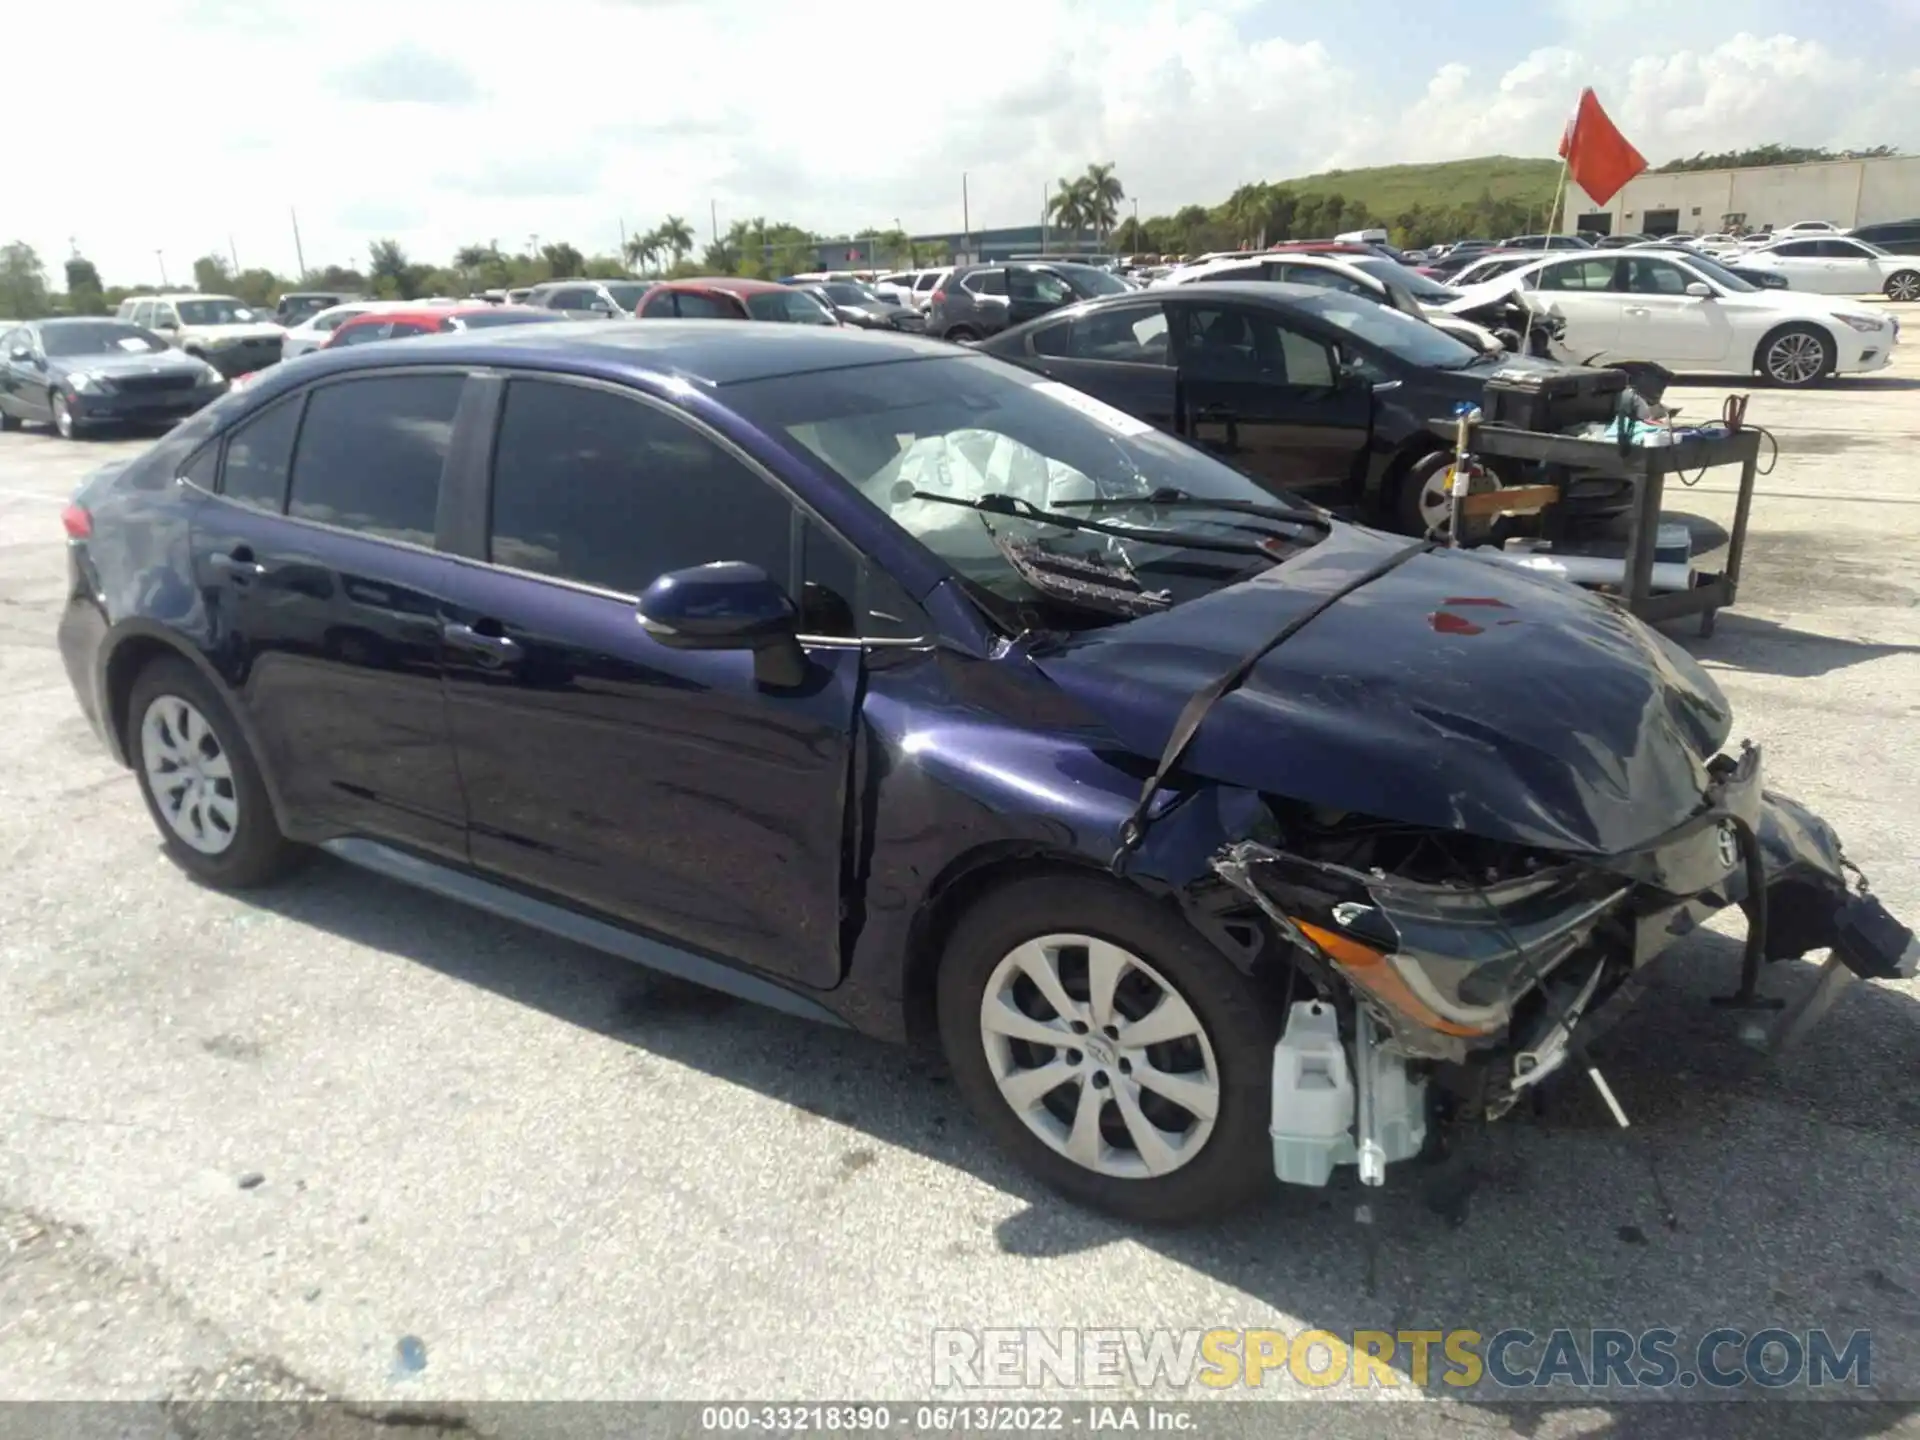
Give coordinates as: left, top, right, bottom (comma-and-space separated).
1764, 332, 1826, 386
139, 695, 239, 855
978, 933, 1220, 1179
1887, 272, 1920, 303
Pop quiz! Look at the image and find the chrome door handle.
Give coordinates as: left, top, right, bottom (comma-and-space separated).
208, 552, 267, 581
440, 620, 523, 666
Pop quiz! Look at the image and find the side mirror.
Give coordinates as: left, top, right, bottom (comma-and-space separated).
8, 346, 29, 363
1685, 282, 1714, 299
637, 562, 807, 688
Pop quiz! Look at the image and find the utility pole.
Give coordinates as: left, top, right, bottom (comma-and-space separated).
710, 199, 719, 248
1041, 181, 1050, 251
962, 172, 971, 262
290, 208, 307, 278
229, 234, 240, 273
155, 250, 169, 287
618, 219, 628, 270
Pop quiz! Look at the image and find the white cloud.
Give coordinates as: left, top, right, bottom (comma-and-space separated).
7, 0, 1916, 285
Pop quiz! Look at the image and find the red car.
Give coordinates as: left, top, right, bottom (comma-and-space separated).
322, 304, 566, 348
635, 277, 838, 325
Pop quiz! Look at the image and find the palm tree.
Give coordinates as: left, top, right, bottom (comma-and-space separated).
624, 227, 661, 275
1046, 177, 1089, 243
1080, 162, 1125, 243
658, 215, 695, 268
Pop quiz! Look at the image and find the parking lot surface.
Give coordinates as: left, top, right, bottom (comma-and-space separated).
2, 341, 1918, 1434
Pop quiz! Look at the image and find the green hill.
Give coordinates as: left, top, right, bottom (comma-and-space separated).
1280, 156, 1563, 217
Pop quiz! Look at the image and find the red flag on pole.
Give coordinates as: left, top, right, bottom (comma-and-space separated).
1558, 88, 1646, 206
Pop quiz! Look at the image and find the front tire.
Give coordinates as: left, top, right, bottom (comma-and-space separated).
936, 873, 1280, 1224
126, 658, 303, 889
1884, 270, 1920, 303
1756, 324, 1833, 387
50, 390, 80, 440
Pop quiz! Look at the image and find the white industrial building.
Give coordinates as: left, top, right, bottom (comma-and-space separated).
1561, 154, 1920, 238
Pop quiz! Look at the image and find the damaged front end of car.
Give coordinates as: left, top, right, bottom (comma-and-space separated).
1203, 742, 1918, 1192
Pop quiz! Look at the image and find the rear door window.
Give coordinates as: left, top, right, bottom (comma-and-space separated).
1534, 258, 1618, 291
1066, 302, 1170, 363
964, 269, 1007, 297
286, 374, 465, 546
219, 394, 304, 513
671, 291, 741, 319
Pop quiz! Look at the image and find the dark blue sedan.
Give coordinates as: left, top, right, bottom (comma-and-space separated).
52, 320, 1914, 1222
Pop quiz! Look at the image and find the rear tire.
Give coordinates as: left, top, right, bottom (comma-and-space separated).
936, 873, 1280, 1224
0, 408, 19, 432
1755, 324, 1833, 387
1884, 270, 1920, 303
944, 326, 980, 344
126, 658, 304, 889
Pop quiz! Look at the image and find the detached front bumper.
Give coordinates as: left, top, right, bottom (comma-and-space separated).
1213, 744, 1916, 1187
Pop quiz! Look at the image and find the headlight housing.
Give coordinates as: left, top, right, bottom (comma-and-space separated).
202, 363, 228, 386
1840, 314, 1886, 333
67, 371, 111, 393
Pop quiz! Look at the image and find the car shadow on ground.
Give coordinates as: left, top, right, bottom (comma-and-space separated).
237, 857, 1920, 1424
1683, 613, 1920, 679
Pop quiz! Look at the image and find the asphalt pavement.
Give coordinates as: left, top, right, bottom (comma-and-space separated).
1, 336, 1918, 1437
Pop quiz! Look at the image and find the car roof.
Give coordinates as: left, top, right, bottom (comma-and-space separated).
653, 276, 788, 296
35, 316, 144, 328
147, 293, 245, 303
339, 303, 552, 323
247, 318, 952, 393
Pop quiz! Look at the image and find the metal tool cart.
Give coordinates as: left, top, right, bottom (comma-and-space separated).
1463, 423, 1761, 636
1427, 372, 1764, 637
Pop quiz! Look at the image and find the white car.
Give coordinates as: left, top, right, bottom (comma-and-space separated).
1448, 250, 1553, 287
873, 271, 921, 306
1443, 251, 1898, 387
114, 293, 284, 377
278, 300, 414, 360
1152, 253, 1505, 353
1729, 236, 1920, 301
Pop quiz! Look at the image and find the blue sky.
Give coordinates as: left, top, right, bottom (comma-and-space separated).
10, 0, 1920, 282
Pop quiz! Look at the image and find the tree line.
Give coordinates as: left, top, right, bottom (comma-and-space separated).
4, 142, 1902, 319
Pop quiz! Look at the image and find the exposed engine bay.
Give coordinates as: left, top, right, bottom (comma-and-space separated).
1201, 751, 1918, 1192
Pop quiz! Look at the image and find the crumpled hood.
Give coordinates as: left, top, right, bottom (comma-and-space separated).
1031, 523, 1732, 856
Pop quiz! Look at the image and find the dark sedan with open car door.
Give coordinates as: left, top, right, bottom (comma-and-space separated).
54, 320, 1915, 1223
978, 282, 1637, 536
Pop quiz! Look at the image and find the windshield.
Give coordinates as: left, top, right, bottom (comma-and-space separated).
727, 354, 1319, 621
1665, 253, 1758, 293
1349, 256, 1456, 303
177, 299, 261, 325
603, 282, 652, 310
1291, 292, 1480, 369
43, 323, 168, 357
821, 282, 879, 305
746, 290, 838, 324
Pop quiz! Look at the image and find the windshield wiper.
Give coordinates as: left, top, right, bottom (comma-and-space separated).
1053, 487, 1331, 531
908, 490, 1290, 558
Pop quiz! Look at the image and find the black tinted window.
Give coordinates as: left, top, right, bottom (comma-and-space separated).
287, 375, 463, 544
489, 379, 793, 596
1772, 240, 1820, 257
672, 291, 739, 319
1067, 303, 1169, 363
1030, 319, 1073, 357
220, 394, 302, 513
965, 269, 1007, 297
181, 442, 221, 493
